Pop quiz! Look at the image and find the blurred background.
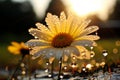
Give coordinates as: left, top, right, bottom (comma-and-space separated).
0, 0, 120, 73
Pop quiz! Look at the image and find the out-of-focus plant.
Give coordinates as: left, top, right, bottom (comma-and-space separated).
8, 41, 29, 80
8, 41, 29, 57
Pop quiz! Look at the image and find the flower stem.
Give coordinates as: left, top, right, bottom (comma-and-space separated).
9, 55, 25, 80
58, 57, 62, 80
51, 61, 54, 79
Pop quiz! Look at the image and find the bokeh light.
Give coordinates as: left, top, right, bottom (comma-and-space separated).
63, 0, 116, 21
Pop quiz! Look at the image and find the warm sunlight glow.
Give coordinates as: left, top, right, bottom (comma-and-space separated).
63, 0, 116, 21
69, 0, 101, 16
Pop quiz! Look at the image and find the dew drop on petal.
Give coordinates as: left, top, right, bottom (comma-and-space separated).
35, 36, 38, 39
90, 46, 93, 50
95, 32, 98, 36
42, 50, 46, 53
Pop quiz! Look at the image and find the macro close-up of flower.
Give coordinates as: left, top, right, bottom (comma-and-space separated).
26, 11, 100, 60
8, 41, 29, 56
1, 0, 120, 80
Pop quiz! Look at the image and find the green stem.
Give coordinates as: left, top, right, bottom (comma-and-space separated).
58, 57, 62, 80
9, 55, 25, 80
51, 61, 54, 79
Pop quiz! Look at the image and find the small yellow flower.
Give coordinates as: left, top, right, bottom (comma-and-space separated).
8, 41, 29, 55
26, 11, 100, 59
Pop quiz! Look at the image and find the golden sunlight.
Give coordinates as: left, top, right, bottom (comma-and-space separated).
69, 0, 101, 16
63, 0, 116, 21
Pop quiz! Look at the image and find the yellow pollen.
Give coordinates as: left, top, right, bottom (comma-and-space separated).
52, 33, 73, 48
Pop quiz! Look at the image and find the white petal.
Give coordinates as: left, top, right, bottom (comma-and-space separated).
55, 48, 64, 59
45, 48, 63, 59
60, 11, 66, 22
35, 22, 53, 37
72, 19, 91, 38
85, 26, 99, 35
73, 46, 91, 59
63, 47, 72, 56
51, 15, 61, 33
76, 35, 100, 41
77, 50, 91, 60
49, 57, 55, 64
25, 39, 50, 47
30, 46, 41, 55
69, 17, 84, 36
44, 48, 56, 58
29, 28, 52, 41
65, 11, 73, 33
71, 40, 96, 47
63, 46, 80, 56
63, 55, 69, 62
60, 11, 66, 32
76, 26, 99, 38
45, 13, 60, 34
31, 46, 51, 59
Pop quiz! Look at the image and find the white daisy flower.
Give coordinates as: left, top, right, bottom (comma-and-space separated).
26, 11, 100, 59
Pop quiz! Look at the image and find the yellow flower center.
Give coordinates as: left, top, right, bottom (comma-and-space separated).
52, 33, 73, 48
